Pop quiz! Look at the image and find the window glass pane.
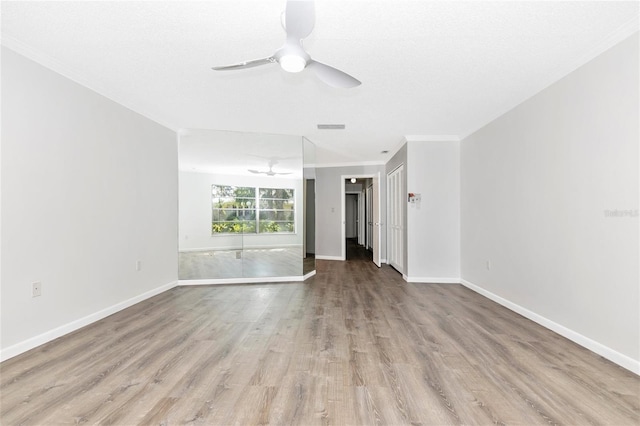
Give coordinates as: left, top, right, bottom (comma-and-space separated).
259, 188, 293, 199
259, 221, 295, 233
210, 221, 257, 234
259, 211, 276, 221
223, 209, 238, 220
235, 187, 256, 198
259, 221, 282, 233
260, 210, 294, 220
212, 210, 227, 222
257, 187, 295, 233
213, 197, 232, 208
212, 185, 257, 234
259, 200, 295, 209
282, 222, 295, 232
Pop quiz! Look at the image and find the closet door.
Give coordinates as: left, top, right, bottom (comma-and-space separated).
372, 173, 381, 267
387, 165, 404, 273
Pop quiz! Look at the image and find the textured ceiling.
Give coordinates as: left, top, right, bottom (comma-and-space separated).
1, 1, 638, 165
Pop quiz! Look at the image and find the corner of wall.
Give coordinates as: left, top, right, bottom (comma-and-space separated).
0, 280, 178, 362
460, 279, 640, 375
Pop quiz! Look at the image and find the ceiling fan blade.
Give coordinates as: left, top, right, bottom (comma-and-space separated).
212, 57, 275, 71
285, 0, 315, 40
308, 60, 361, 88
248, 169, 263, 174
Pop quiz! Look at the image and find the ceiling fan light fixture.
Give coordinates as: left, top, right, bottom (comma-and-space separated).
211, 0, 360, 88
279, 54, 306, 73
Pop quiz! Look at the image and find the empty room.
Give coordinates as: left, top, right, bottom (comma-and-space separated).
1, 1, 638, 425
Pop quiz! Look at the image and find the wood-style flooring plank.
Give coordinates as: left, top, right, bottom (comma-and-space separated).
1, 243, 639, 425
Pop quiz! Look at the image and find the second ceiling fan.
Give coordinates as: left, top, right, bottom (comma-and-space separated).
248, 159, 292, 176
212, 0, 361, 89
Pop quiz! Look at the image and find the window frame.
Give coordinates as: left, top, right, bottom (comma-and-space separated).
211, 184, 296, 235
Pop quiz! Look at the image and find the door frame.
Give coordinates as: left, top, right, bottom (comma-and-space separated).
341, 173, 381, 264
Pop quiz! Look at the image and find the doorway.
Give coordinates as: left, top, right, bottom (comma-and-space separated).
344, 191, 370, 261
345, 193, 359, 240
341, 173, 381, 266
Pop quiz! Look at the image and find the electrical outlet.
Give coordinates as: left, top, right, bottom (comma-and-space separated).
486, 260, 491, 271
32, 282, 42, 297
136, 260, 142, 271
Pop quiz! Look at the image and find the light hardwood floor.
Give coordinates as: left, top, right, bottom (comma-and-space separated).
1, 246, 638, 425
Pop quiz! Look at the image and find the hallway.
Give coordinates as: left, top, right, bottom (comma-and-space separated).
345, 238, 373, 262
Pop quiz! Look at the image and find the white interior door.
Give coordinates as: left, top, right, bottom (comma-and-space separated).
372, 173, 381, 267
358, 191, 365, 246
366, 185, 373, 250
387, 165, 404, 273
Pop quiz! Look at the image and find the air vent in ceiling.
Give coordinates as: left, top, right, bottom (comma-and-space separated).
317, 124, 345, 130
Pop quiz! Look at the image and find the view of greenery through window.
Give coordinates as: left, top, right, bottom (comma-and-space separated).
212, 185, 295, 234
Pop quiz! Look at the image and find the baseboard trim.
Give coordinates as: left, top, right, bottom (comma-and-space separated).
460, 279, 640, 375
179, 244, 301, 253
178, 275, 307, 286
315, 255, 384, 263
404, 276, 460, 284
315, 255, 345, 261
0, 280, 178, 362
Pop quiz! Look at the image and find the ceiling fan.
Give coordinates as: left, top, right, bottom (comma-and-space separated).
212, 0, 361, 89
248, 160, 292, 176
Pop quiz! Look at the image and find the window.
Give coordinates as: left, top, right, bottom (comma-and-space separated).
211, 185, 295, 234
211, 185, 256, 234
259, 188, 295, 233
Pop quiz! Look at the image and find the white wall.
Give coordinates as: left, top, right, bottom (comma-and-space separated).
1, 47, 178, 359
406, 141, 460, 282
460, 33, 639, 372
315, 165, 386, 260
179, 171, 303, 250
